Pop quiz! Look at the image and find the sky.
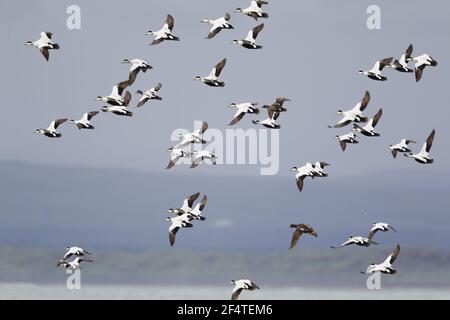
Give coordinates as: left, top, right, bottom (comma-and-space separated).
0, 0, 449, 179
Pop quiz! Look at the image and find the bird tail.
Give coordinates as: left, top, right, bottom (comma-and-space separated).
217, 81, 225, 87
261, 13, 269, 18
51, 43, 60, 49
289, 224, 298, 228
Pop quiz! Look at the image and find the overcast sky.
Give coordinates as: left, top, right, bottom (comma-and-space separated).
1, 0, 449, 178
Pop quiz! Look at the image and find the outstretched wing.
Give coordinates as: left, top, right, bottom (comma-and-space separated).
379, 57, 393, 71
207, 27, 222, 39
289, 228, 303, 250
229, 112, 246, 125
53, 118, 68, 130
359, 91, 371, 112
231, 288, 243, 300
371, 108, 383, 128
165, 14, 175, 32
425, 129, 435, 153
214, 58, 227, 77
250, 23, 264, 41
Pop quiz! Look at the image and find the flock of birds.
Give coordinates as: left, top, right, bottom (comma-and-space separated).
26, 1, 439, 300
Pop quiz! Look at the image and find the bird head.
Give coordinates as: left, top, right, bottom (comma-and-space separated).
25, 41, 33, 46
121, 59, 130, 64
230, 280, 236, 284
96, 96, 104, 101
234, 8, 243, 13
167, 147, 174, 152
66, 246, 70, 250
311, 231, 318, 237
165, 217, 172, 222
194, 76, 202, 81
145, 31, 154, 35
290, 167, 298, 172
56, 260, 67, 267
101, 106, 109, 112
69, 120, 76, 124
228, 103, 237, 108
336, 110, 344, 115
358, 70, 365, 74
34, 129, 43, 134
231, 40, 239, 45
201, 19, 210, 23
334, 135, 340, 139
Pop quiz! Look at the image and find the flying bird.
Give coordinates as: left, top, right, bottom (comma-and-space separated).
368, 223, 398, 240
166, 147, 190, 169
413, 54, 438, 82
335, 133, 359, 151
57, 257, 93, 271
195, 58, 227, 87
331, 234, 378, 249
388, 44, 413, 73
290, 164, 315, 192
361, 245, 400, 274
25, 32, 60, 61
101, 91, 132, 117
405, 129, 436, 164
252, 108, 280, 129
70, 112, 99, 130
227, 102, 259, 125
146, 14, 179, 45
166, 215, 193, 247
175, 121, 208, 148
121, 59, 153, 86
234, 1, 269, 20
353, 108, 383, 137
330, 91, 370, 128
201, 13, 234, 39
136, 83, 162, 107
389, 139, 416, 158
35, 118, 68, 138
191, 151, 217, 168
262, 97, 291, 120
168, 192, 200, 215
96, 81, 130, 106
358, 57, 393, 81
63, 246, 92, 260
230, 279, 260, 300
289, 224, 318, 250
231, 23, 264, 49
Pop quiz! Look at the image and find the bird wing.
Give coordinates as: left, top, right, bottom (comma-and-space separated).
295, 176, 305, 192
368, 229, 377, 240
181, 193, 200, 212
247, 23, 264, 41
388, 224, 398, 233
229, 112, 246, 125
225, 13, 231, 21
405, 44, 413, 58
255, 0, 269, 7
164, 14, 175, 32
197, 121, 208, 135
213, 58, 226, 77
379, 57, 393, 71
198, 195, 208, 211
339, 140, 347, 151
207, 26, 222, 39
424, 129, 435, 153
370, 108, 383, 128
391, 149, 398, 158
384, 244, 400, 265
151, 38, 164, 45
122, 91, 132, 106
169, 228, 179, 246
40, 48, 50, 61
334, 116, 353, 128
358, 91, 371, 112
84, 111, 99, 121
40, 32, 53, 41
137, 97, 149, 107
415, 65, 425, 82
52, 118, 68, 130
231, 288, 243, 300
289, 228, 303, 249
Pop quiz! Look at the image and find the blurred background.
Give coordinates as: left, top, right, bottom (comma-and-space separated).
0, 0, 449, 299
